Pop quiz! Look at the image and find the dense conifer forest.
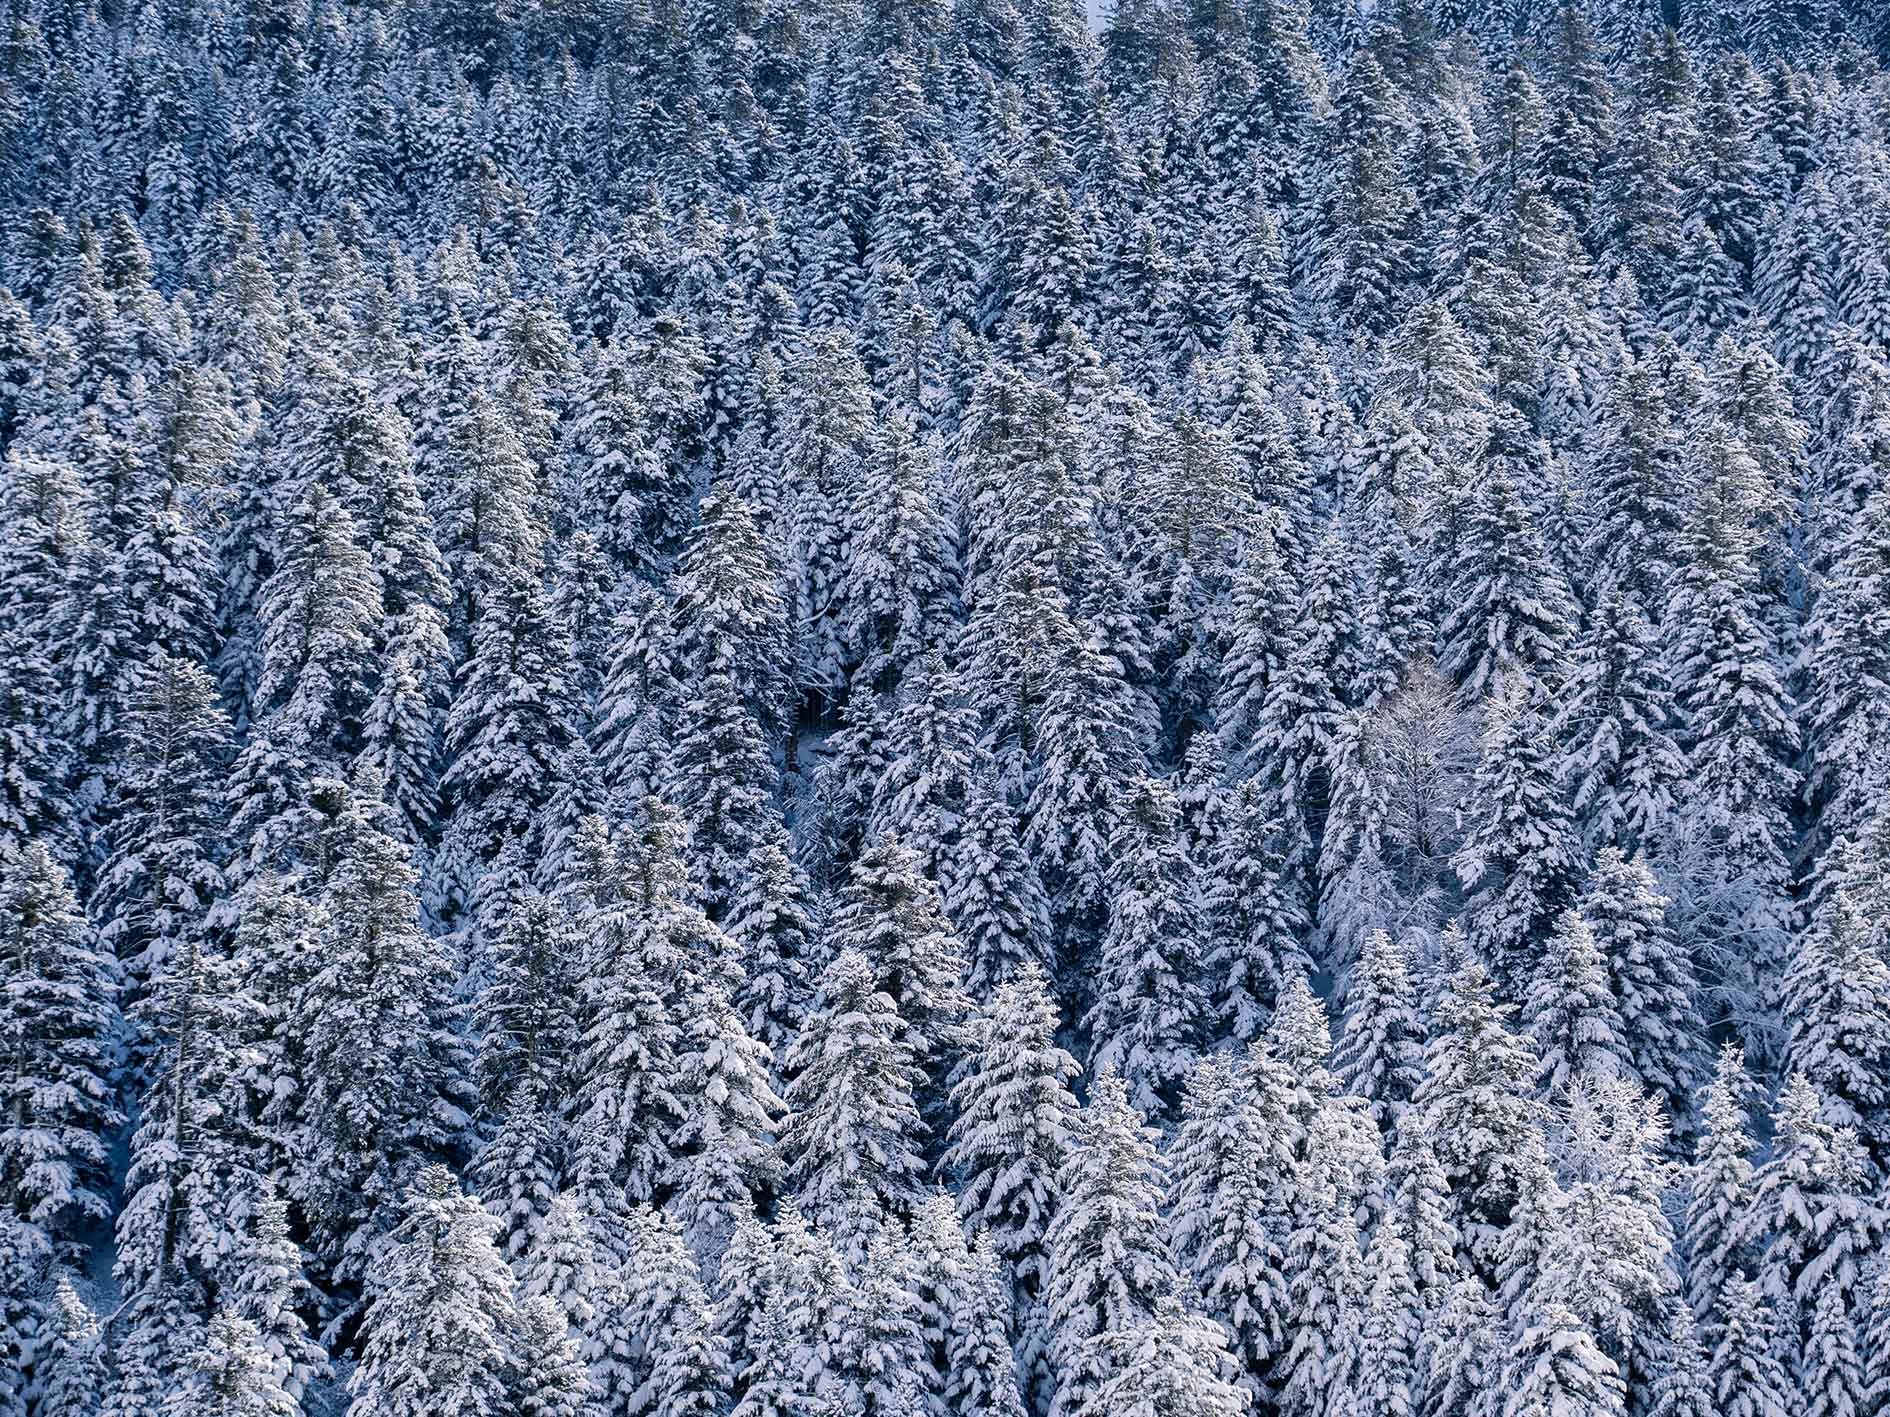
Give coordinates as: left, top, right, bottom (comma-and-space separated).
3, 0, 1890, 1413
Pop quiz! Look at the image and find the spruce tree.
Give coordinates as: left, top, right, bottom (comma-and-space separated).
1201, 775, 1312, 1042
1420, 1272, 1501, 1417
947, 776, 1056, 996
667, 662, 784, 923
1708, 1277, 1793, 1417
1743, 1073, 1885, 1340
290, 775, 471, 1286
1356, 1215, 1421, 1417
1579, 849, 1705, 1138
476, 891, 580, 1120
566, 816, 685, 1206
0, 843, 121, 1237
1083, 1295, 1251, 1417
1334, 927, 1428, 1132
36, 1272, 108, 1417
949, 1235, 1029, 1417
115, 923, 273, 1296
1166, 1054, 1293, 1401
1417, 949, 1542, 1278
225, 1187, 329, 1407
723, 839, 816, 1060
1455, 676, 1582, 991
1087, 777, 1209, 1117
1278, 1117, 1368, 1417
1042, 1070, 1179, 1417
1562, 590, 1687, 861
346, 1167, 520, 1417
515, 1295, 594, 1417
1499, 1298, 1627, 1417
1684, 1044, 1759, 1327
1781, 890, 1890, 1172
626, 1210, 733, 1417
1860, 1258, 1890, 1417
1524, 909, 1633, 1099
781, 948, 928, 1233
1801, 1280, 1869, 1417
824, 835, 974, 1123
667, 984, 785, 1260
1438, 470, 1576, 699
172, 1312, 299, 1417
944, 963, 1081, 1301
105, 1277, 206, 1417
0, 1218, 48, 1417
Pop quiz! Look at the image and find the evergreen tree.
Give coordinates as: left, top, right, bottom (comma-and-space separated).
1439, 470, 1576, 699
36, 1272, 108, 1417
839, 412, 958, 691
476, 891, 579, 1120
0, 843, 121, 1237
1524, 909, 1633, 1099
1317, 711, 1399, 980
1278, 1118, 1368, 1417
225, 1187, 329, 1407
566, 815, 685, 1206
1801, 1280, 1869, 1417
1861, 1258, 1890, 1417
1781, 890, 1890, 1171
1420, 1272, 1501, 1417
115, 921, 273, 1297
1356, 1215, 1421, 1417
667, 663, 783, 923
171, 1312, 299, 1417
1334, 927, 1428, 1132
1455, 677, 1582, 990
1743, 1074, 1883, 1336
106, 1277, 206, 1417
944, 963, 1081, 1301
1167, 1054, 1293, 1402
93, 647, 233, 994
723, 839, 816, 1060
439, 536, 578, 939
949, 1235, 1029, 1417
1087, 777, 1208, 1117
1201, 775, 1312, 1042
1417, 949, 1542, 1278
947, 776, 1056, 996
0, 1215, 42, 1417
515, 1295, 593, 1417
1665, 417, 1798, 1058
824, 836, 974, 1122
668, 984, 785, 1260
669, 491, 795, 740
290, 776, 471, 1286
1562, 590, 1687, 861
1708, 1278, 1793, 1417
592, 588, 678, 811
1500, 1298, 1627, 1417
626, 1212, 732, 1417
346, 1167, 521, 1417
1684, 1044, 1759, 1326
1083, 1295, 1252, 1417
1579, 849, 1704, 1136
782, 949, 928, 1233
1388, 1120, 1461, 1305
1042, 1069, 1179, 1417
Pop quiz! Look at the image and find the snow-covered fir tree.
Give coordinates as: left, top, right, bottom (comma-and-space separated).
0, 843, 121, 1239
945, 962, 1081, 1302
1043, 1069, 1180, 1417
346, 1166, 521, 1417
